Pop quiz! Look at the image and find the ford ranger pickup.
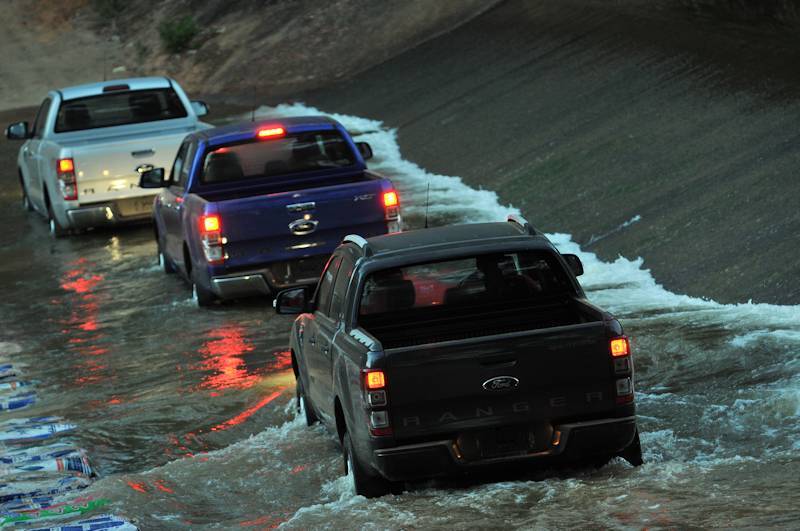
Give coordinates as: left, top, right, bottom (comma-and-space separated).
275, 215, 643, 497
140, 116, 401, 306
5, 77, 210, 236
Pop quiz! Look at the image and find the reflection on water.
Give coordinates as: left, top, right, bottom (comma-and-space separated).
197, 326, 259, 391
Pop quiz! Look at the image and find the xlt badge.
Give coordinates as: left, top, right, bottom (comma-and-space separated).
482, 376, 519, 392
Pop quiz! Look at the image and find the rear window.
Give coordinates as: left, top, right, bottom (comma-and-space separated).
201, 131, 357, 185
359, 251, 573, 317
54, 88, 188, 133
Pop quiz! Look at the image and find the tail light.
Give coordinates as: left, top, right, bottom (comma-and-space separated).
56, 158, 77, 200
363, 369, 391, 436
199, 214, 225, 264
611, 336, 634, 404
383, 191, 401, 233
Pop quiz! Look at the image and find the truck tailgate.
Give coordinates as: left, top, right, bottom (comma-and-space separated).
385, 322, 616, 441
215, 178, 388, 270
65, 127, 191, 207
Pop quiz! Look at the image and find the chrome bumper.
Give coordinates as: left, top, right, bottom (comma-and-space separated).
210, 274, 272, 299
66, 202, 152, 229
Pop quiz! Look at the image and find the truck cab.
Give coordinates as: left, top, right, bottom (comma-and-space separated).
276, 216, 643, 497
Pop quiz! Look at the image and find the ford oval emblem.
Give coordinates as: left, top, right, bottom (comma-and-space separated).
482, 376, 519, 392
289, 218, 319, 236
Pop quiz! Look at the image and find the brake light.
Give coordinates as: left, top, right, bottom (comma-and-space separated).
257, 126, 286, 139
58, 159, 74, 173
202, 215, 220, 233
365, 370, 386, 390
383, 191, 398, 208
610, 337, 629, 357
56, 158, 77, 200
199, 214, 225, 264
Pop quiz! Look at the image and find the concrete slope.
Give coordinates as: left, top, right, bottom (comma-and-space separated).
301, 0, 800, 305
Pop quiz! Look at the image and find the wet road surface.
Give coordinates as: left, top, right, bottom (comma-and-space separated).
0, 104, 798, 528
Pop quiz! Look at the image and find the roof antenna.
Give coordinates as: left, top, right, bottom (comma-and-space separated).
424, 180, 431, 229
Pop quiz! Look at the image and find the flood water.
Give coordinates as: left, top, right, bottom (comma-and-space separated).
1, 104, 798, 529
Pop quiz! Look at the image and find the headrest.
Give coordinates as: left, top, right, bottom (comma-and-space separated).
205, 151, 244, 183
63, 104, 90, 130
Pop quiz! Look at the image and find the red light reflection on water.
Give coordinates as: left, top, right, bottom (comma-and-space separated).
57, 261, 114, 389
210, 388, 286, 432
197, 326, 260, 390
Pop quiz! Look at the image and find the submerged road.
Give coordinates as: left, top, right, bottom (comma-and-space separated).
1, 96, 798, 528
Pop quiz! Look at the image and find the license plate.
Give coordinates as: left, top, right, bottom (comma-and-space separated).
477, 426, 530, 458
118, 197, 153, 217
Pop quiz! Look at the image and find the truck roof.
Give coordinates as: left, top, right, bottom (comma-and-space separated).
353, 218, 551, 258
194, 116, 340, 144
57, 77, 175, 101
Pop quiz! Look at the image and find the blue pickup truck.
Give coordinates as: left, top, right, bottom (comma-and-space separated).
139, 116, 401, 306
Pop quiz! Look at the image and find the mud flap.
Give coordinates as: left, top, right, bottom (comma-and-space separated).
618, 428, 644, 466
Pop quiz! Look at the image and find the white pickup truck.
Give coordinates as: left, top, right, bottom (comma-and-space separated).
5, 77, 210, 236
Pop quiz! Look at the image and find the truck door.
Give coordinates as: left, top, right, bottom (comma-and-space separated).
161, 141, 192, 262
314, 251, 356, 417
24, 98, 52, 209
306, 254, 342, 415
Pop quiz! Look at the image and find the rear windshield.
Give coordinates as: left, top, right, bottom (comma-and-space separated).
54, 88, 188, 133
359, 251, 573, 317
200, 131, 357, 185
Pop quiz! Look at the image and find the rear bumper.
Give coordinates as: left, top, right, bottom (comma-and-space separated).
208, 254, 329, 299
372, 416, 637, 482
66, 200, 153, 229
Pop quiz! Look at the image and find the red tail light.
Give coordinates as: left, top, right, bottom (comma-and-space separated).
56, 158, 77, 200
257, 126, 286, 139
199, 214, 225, 264
383, 191, 398, 208
383, 190, 401, 233
365, 370, 386, 390
201, 214, 220, 233
611, 336, 634, 403
363, 369, 391, 436
610, 337, 630, 357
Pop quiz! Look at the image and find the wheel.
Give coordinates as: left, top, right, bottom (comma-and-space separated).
159, 251, 176, 274
618, 428, 644, 467
296, 378, 318, 426
21, 183, 33, 212
343, 432, 399, 498
47, 201, 68, 238
192, 279, 217, 307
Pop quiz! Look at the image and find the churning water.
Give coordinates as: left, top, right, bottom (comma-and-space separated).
0, 103, 797, 529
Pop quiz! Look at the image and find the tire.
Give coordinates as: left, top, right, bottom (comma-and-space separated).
296, 379, 319, 426
618, 428, 644, 467
192, 279, 217, 307
20, 179, 33, 212
343, 432, 399, 498
159, 251, 176, 274
46, 200, 68, 238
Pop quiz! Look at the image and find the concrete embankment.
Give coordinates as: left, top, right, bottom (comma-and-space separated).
299, 0, 800, 305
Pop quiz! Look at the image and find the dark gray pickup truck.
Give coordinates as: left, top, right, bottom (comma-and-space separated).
275, 215, 643, 497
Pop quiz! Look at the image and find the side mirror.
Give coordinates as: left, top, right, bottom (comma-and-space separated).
562, 254, 584, 277
5, 121, 31, 140
356, 142, 373, 161
191, 100, 209, 117
273, 287, 312, 315
138, 167, 166, 188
